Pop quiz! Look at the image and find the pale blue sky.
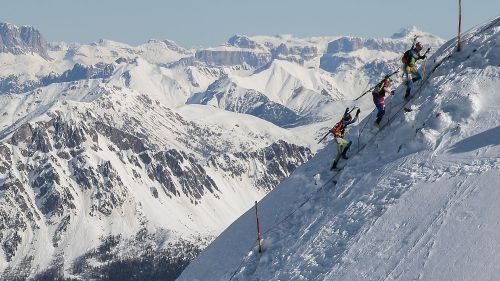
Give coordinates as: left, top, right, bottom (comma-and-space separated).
1, 0, 499, 47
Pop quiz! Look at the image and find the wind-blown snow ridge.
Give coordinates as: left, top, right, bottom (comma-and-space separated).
178, 16, 500, 281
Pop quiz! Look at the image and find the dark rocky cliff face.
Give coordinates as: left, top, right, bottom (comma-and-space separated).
209, 140, 312, 191
0, 111, 312, 280
0, 23, 49, 59
195, 49, 272, 68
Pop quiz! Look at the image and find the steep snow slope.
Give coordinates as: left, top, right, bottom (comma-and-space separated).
178, 16, 500, 281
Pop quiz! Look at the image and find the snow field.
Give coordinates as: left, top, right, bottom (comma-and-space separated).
179, 16, 500, 281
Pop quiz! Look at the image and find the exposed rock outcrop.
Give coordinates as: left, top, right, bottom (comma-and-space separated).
0, 22, 49, 59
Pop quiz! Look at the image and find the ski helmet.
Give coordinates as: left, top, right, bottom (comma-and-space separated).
415, 42, 423, 51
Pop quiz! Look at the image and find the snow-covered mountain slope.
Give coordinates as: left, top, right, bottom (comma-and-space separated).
187, 29, 444, 128
0, 58, 309, 281
0, 22, 449, 280
187, 60, 345, 126
178, 16, 500, 281
0, 60, 313, 280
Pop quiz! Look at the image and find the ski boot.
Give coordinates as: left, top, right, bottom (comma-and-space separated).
330, 160, 338, 170
404, 87, 411, 100
374, 117, 382, 129
341, 146, 350, 160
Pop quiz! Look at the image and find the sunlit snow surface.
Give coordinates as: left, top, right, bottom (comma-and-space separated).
0, 24, 451, 279
179, 16, 500, 281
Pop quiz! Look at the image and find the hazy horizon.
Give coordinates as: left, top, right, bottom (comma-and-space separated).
1, 0, 499, 48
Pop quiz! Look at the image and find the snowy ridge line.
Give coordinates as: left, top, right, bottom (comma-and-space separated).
226, 21, 490, 281
461, 16, 500, 45
224, 75, 431, 278
227, 172, 340, 281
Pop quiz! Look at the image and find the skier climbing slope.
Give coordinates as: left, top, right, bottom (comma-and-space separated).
329, 107, 360, 170
402, 38, 430, 100
372, 75, 395, 128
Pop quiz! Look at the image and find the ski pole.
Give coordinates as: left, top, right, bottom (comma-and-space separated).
347, 106, 359, 114
317, 131, 331, 144
421, 48, 431, 80
386, 70, 399, 78
412, 35, 419, 48
354, 89, 374, 101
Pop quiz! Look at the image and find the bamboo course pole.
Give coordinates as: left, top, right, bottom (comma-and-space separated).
457, 0, 462, 52
255, 201, 262, 253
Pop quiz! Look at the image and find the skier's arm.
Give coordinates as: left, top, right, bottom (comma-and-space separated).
350, 115, 359, 125
414, 50, 426, 60
344, 109, 360, 126
344, 119, 355, 126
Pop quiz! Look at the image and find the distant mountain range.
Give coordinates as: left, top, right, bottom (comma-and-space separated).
0, 22, 444, 280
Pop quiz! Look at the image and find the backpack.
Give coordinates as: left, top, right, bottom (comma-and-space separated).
331, 121, 344, 137
401, 49, 411, 65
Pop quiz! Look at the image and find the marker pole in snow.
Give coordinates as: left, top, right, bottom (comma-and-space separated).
255, 201, 262, 253
457, 0, 462, 52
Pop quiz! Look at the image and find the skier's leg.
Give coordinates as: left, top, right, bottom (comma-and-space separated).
341, 140, 352, 159
331, 143, 342, 170
412, 69, 422, 82
375, 103, 385, 124
405, 66, 412, 99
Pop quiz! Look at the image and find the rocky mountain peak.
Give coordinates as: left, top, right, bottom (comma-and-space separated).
0, 22, 50, 59
227, 35, 261, 49
161, 39, 188, 53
